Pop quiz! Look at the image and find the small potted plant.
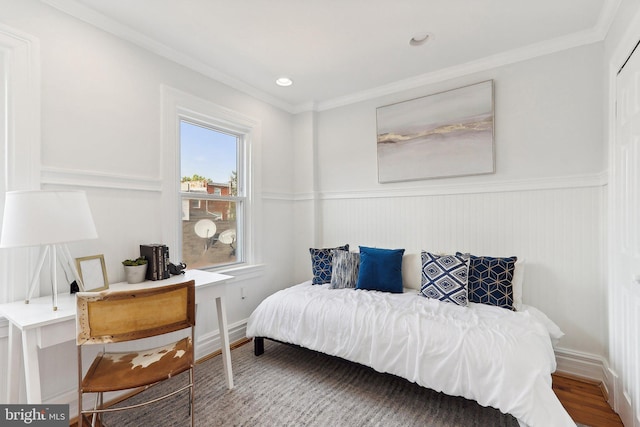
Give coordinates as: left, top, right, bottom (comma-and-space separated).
122, 256, 148, 284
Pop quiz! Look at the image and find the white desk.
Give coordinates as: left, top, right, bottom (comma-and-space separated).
0, 269, 234, 404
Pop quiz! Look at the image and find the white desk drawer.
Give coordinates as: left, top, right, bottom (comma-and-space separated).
37, 318, 75, 348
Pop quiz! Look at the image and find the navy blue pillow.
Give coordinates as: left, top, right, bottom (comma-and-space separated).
356, 246, 405, 293
459, 253, 517, 310
309, 244, 349, 284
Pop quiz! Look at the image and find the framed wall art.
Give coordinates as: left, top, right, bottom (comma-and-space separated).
76, 254, 109, 291
376, 80, 494, 183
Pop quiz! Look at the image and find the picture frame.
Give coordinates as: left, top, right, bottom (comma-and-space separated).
75, 254, 109, 292
376, 80, 495, 183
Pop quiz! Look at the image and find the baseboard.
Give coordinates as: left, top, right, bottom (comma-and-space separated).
554, 347, 613, 398
195, 319, 248, 360
554, 348, 622, 419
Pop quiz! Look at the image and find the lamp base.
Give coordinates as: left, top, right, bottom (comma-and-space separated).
25, 244, 63, 311
24, 298, 58, 310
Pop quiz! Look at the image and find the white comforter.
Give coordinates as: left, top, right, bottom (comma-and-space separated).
246, 281, 575, 427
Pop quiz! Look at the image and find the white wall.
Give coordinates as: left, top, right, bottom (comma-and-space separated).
0, 0, 296, 405
291, 112, 320, 283
301, 43, 607, 369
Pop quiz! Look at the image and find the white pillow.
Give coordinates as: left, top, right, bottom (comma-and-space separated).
512, 259, 525, 311
401, 253, 422, 290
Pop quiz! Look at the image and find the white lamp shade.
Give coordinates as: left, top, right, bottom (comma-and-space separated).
0, 190, 98, 248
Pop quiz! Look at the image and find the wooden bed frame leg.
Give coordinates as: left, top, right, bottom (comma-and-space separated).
254, 337, 264, 356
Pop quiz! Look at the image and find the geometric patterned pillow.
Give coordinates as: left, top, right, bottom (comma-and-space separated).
464, 254, 517, 310
420, 252, 469, 307
329, 250, 360, 289
309, 244, 349, 284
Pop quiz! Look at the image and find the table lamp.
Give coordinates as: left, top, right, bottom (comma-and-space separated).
0, 190, 98, 310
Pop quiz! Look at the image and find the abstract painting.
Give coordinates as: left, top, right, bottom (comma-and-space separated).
376, 80, 494, 183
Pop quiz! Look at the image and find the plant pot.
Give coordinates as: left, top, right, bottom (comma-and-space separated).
124, 264, 147, 284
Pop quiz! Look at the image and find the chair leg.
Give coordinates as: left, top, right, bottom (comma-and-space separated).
78, 391, 82, 427
89, 393, 100, 427
189, 367, 195, 427
78, 346, 83, 427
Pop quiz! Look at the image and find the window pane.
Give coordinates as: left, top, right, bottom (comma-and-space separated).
182, 199, 238, 268
180, 120, 241, 268
180, 120, 238, 195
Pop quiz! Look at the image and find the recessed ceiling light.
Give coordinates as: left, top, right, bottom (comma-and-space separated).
276, 77, 293, 87
409, 33, 431, 46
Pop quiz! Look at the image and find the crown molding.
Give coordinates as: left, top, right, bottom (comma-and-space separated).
595, 0, 622, 40
39, 0, 298, 114
315, 28, 605, 112
314, 0, 621, 111
40, 0, 621, 114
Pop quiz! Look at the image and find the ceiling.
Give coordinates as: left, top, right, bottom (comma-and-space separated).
43, 0, 618, 112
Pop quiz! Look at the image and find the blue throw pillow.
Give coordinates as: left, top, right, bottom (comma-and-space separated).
309, 244, 349, 284
420, 252, 469, 306
459, 253, 517, 310
356, 246, 404, 293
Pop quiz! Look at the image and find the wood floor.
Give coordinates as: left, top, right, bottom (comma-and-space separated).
553, 373, 624, 427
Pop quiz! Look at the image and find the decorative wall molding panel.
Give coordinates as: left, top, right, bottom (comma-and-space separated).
41, 166, 162, 192
319, 172, 607, 200
261, 172, 607, 202
43, 169, 607, 199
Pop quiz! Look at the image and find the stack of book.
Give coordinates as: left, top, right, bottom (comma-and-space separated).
139, 244, 170, 281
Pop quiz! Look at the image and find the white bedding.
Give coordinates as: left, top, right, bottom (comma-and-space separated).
246, 281, 575, 427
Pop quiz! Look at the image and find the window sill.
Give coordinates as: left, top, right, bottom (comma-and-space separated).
202, 263, 265, 282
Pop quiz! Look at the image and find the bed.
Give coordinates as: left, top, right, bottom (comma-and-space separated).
246, 248, 576, 427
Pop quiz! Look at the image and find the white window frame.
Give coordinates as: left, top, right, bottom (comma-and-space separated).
161, 86, 262, 271
180, 119, 245, 267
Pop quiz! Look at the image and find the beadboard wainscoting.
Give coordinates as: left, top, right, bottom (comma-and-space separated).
313, 181, 607, 383
0, 319, 8, 403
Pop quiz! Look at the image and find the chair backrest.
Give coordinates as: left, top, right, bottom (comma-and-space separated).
76, 280, 195, 345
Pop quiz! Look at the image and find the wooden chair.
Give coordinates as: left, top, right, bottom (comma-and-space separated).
76, 280, 196, 427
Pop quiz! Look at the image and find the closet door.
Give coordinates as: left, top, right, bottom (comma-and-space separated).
613, 41, 640, 427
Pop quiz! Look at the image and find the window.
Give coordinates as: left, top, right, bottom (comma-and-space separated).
179, 120, 244, 269
162, 86, 260, 272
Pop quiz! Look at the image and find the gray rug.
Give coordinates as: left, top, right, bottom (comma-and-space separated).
104, 339, 520, 426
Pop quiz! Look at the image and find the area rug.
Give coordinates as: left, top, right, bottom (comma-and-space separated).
103, 339, 520, 426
